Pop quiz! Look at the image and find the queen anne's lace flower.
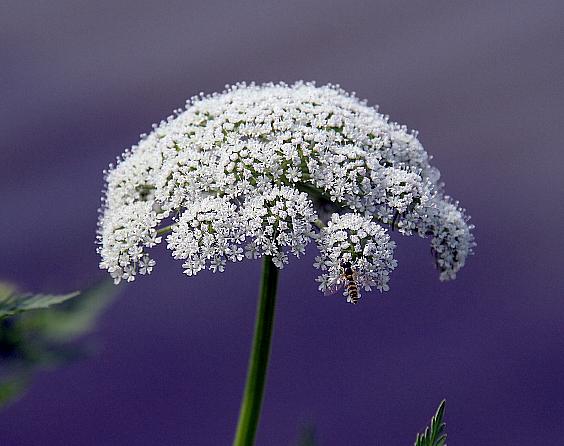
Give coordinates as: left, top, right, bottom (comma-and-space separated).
98, 201, 165, 283
242, 186, 316, 268
420, 199, 474, 281
166, 196, 245, 276
97, 81, 474, 303
314, 213, 397, 302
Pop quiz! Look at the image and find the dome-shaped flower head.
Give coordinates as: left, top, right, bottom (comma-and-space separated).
97, 82, 475, 303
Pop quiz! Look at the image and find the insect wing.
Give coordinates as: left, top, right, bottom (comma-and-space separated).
323, 278, 344, 296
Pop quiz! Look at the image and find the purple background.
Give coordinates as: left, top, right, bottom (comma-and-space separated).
1, 0, 563, 444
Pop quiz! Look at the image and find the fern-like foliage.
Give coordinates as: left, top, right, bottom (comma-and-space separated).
0, 284, 79, 319
414, 400, 447, 446
0, 280, 118, 408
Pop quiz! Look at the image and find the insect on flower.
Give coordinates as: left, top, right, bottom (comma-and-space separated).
324, 261, 360, 304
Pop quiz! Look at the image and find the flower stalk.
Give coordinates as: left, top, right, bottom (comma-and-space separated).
233, 256, 279, 446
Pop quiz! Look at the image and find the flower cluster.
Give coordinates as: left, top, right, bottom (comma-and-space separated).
421, 199, 474, 281
97, 81, 474, 303
242, 186, 316, 267
98, 201, 164, 283
167, 196, 244, 276
314, 213, 397, 302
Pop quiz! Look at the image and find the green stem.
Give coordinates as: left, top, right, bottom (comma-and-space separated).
233, 256, 280, 446
156, 224, 174, 236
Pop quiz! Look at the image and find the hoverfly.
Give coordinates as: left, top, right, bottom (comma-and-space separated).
324, 261, 360, 304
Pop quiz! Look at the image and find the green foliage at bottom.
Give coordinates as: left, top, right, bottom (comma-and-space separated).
292, 400, 447, 446
414, 400, 447, 446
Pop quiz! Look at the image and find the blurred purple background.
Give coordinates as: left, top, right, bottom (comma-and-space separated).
1, 0, 563, 444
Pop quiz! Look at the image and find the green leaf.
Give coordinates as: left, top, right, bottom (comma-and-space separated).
0, 376, 30, 408
23, 280, 117, 341
0, 288, 80, 319
0, 280, 119, 410
414, 400, 447, 446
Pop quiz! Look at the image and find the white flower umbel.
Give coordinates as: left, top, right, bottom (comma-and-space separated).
314, 213, 397, 302
242, 186, 316, 268
420, 198, 474, 281
98, 201, 165, 283
166, 196, 245, 276
97, 81, 474, 302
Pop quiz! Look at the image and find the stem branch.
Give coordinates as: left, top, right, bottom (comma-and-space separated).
156, 224, 174, 236
233, 256, 279, 446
